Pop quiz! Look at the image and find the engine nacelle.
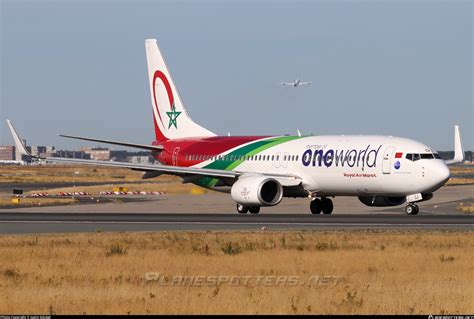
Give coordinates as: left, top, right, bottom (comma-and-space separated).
231, 176, 283, 206
358, 195, 406, 207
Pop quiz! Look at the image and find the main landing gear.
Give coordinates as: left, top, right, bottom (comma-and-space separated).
310, 197, 333, 215
236, 204, 261, 214
405, 203, 419, 215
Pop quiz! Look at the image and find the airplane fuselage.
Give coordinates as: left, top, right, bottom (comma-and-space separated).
154, 135, 450, 197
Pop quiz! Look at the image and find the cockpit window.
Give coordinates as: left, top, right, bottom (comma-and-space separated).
420, 153, 434, 159
406, 153, 439, 161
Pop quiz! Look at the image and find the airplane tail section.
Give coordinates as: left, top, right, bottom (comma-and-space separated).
145, 39, 215, 141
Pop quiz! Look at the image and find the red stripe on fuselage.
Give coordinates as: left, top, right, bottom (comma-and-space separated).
156, 136, 272, 166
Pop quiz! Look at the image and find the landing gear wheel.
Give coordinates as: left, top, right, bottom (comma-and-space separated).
237, 204, 249, 214
310, 198, 322, 214
249, 206, 261, 214
321, 198, 334, 215
414, 205, 420, 215
405, 203, 419, 215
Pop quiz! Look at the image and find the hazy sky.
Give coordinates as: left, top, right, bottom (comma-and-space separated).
1, 0, 472, 151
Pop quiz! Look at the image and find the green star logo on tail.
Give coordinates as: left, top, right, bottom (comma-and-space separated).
166, 102, 182, 129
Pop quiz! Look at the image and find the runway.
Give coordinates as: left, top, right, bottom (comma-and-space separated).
0, 212, 473, 233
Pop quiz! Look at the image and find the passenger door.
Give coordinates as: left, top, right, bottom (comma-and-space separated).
172, 147, 180, 166
382, 147, 395, 174
273, 152, 281, 168
282, 152, 289, 168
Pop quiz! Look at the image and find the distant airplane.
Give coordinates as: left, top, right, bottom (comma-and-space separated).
7, 39, 465, 216
280, 79, 311, 87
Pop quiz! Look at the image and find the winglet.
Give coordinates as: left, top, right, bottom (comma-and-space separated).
445, 125, 465, 165
453, 125, 464, 163
6, 120, 33, 157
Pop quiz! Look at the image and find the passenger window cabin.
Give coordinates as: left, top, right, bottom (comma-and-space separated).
184, 153, 300, 162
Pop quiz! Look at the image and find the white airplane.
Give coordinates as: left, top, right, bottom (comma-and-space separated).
280, 79, 311, 87
8, 39, 465, 215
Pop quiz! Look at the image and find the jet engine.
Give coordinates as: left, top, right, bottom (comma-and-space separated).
358, 196, 406, 207
231, 176, 283, 206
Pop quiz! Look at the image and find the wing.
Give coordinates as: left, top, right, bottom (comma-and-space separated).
7, 119, 303, 187
46, 157, 303, 186
59, 134, 163, 152
47, 156, 236, 178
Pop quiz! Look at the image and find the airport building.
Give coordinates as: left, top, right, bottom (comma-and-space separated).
130, 155, 153, 165
0, 146, 16, 160
54, 150, 91, 159
30, 146, 55, 158
5, 139, 56, 162
81, 147, 111, 161
110, 150, 129, 162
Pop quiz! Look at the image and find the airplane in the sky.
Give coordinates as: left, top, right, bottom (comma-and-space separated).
280, 79, 311, 87
8, 39, 465, 215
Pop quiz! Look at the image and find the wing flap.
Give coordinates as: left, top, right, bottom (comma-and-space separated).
46, 157, 237, 178
46, 157, 303, 186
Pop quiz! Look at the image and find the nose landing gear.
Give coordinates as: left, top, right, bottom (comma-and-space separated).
405, 203, 419, 215
236, 204, 248, 214
236, 204, 261, 214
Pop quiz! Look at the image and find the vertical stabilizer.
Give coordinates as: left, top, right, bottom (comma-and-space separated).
145, 39, 215, 140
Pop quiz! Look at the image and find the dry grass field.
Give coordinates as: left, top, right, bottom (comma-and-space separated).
0, 230, 472, 314
447, 165, 474, 186
0, 197, 77, 207
0, 165, 145, 184
457, 202, 474, 214
0, 165, 207, 207
449, 165, 474, 175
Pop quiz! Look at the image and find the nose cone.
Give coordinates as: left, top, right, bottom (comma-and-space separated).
437, 162, 451, 183
427, 162, 451, 192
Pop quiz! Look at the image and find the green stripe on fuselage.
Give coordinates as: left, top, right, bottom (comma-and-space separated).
195, 136, 301, 188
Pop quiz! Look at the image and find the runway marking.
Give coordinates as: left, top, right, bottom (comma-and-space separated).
1, 221, 472, 227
